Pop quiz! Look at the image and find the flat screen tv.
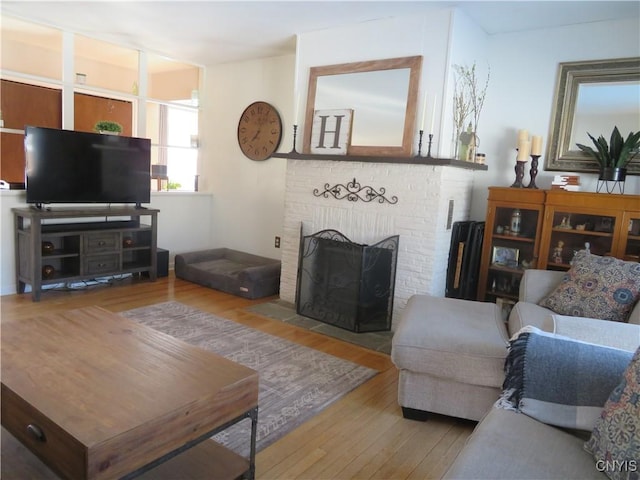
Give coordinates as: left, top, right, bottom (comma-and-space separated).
25, 126, 151, 207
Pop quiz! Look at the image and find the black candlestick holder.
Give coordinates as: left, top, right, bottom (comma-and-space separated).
290, 124, 298, 154
527, 155, 540, 189
511, 160, 526, 188
416, 130, 424, 157
426, 134, 433, 158
415, 130, 434, 158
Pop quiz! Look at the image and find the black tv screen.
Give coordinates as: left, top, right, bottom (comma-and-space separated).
25, 126, 151, 206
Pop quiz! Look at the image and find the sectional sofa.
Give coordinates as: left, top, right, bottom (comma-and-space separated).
392, 252, 640, 479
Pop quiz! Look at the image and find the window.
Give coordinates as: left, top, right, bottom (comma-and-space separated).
1, 16, 202, 192
74, 35, 139, 94
1, 17, 62, 79
148, 102, 199, 191
146, 54, 200, 192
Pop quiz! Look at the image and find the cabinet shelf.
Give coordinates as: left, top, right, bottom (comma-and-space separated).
42, 251, 80, 259
486, 290, 519, 301
492, 234, 535, 243
488, 265, 525, 275
551, 227, 613, 238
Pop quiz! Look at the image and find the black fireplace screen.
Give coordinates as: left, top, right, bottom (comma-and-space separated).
295, 229, 399, 332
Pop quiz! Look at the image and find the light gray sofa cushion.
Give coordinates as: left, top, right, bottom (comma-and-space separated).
509, 269, 640, 334
391, 295, 508, 388
443, 408, 606, 480
544, 314, 640, 352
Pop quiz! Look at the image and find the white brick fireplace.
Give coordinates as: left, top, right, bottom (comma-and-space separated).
280, 157, 481, 329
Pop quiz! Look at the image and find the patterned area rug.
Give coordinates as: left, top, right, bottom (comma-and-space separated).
122, 301, 377, 456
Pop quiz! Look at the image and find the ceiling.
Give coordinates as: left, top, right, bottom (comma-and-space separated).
2, 1, 639, 66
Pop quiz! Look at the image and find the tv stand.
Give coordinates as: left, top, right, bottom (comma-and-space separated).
13, 206, 160, 301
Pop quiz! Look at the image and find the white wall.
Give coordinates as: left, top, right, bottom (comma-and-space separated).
298, 9, 454, 157
199, 55, 293, 259
441, 8, 490, 158
473, 17, 640, 220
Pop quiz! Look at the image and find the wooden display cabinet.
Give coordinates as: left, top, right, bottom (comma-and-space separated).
478, 188, 640, 306
538, 191, 640, 270
477, 187, 545, 304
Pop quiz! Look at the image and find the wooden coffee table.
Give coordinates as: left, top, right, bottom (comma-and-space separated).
1, 306, 259, 480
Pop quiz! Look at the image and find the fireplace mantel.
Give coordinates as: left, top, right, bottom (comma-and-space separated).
272, 152, 488, 170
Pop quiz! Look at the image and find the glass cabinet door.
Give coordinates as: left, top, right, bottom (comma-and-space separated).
544, 209, 617, 270
485, 205, 541, 301
621, 213, 640, 263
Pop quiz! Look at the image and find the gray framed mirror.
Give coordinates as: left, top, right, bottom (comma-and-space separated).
303, 56, 422, 157
545, 57, 640, 174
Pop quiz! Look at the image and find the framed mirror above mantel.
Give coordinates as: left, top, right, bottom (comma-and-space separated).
302, 55, 422, 157
546, 57, 640, 174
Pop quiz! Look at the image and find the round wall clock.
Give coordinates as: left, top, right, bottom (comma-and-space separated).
237, 101, 283, 161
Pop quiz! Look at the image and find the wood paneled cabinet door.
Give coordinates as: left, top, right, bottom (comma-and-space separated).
538, 191, 640, 271
1, 80, 62, 184
0, 80, 133, 185
477, 187, 545, 304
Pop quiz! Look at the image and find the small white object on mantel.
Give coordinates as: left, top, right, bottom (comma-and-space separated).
310, 109, 353, 155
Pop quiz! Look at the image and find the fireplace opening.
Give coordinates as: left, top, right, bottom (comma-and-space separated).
295, 229, 399, 332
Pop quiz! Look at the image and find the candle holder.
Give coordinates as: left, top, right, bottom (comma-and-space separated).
527, 155, 540, 189
511, 160, 527, 188
290, 124, 298, 154
415, 130, 424, 157
426, 134, 434, 158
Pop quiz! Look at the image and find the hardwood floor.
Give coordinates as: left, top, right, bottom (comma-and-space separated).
1, 274, 475, 479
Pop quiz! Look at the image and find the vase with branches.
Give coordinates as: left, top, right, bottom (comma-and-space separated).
452, 62, 490, 160
452, 74, 472, 159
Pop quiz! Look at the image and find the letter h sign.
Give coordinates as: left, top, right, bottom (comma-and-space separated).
310, 109, 353, 155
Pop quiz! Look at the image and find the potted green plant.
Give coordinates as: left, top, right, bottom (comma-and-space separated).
576, 126, 640, 181
94, 120, 123, 135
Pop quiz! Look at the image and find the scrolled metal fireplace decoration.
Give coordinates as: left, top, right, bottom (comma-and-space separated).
313, 177, 398, 204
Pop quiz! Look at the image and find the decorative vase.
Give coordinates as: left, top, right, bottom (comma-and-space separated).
457, 126, 476, 162
42, 241, 55, 255
42, 265, 55, 279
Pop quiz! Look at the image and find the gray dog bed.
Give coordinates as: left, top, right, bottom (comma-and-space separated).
175, 248, 281, 299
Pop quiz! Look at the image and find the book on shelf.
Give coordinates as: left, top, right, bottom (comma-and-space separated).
551, 174, 581, 191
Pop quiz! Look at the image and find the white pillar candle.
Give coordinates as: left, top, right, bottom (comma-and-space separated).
531, 135, 543, 155
294, 93, 301, 125
516, 140, 530, 161
517, 129, 529, 145
517, 131, 528, 151
293, 34, 300, 124
430, 95, 437, 135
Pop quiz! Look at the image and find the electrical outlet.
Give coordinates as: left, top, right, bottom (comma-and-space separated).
274, 236, 281, 248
